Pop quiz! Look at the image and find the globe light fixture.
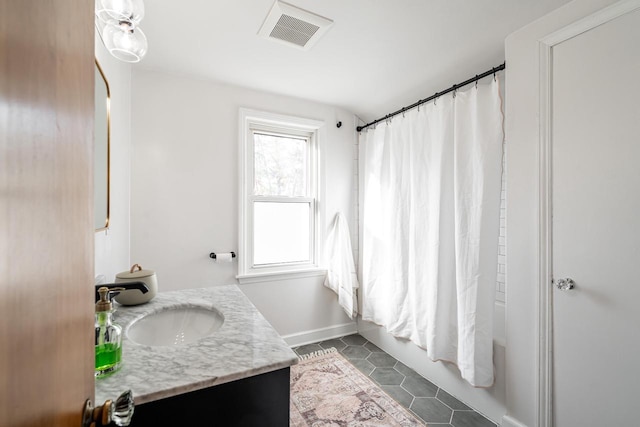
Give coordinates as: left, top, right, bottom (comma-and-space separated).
95, 0, 148, 63
96, 0, 145, 25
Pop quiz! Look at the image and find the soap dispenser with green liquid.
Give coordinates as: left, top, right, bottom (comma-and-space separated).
95, 286, 124, 378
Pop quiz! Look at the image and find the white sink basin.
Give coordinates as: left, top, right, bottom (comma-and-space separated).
126, 305, 224, 347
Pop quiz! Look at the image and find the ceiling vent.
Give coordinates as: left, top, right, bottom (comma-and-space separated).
258, 1, 333, 50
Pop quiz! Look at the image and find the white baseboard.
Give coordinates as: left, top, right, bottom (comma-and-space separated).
282, 322, 357, 347
501, 415, 528, 427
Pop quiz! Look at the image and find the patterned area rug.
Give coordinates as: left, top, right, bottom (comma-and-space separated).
290, 348, 425, 426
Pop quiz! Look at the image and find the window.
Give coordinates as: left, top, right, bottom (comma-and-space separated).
238, 109, 324, 282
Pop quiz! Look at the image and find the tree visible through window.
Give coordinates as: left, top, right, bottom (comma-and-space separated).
253, 133, 306, 197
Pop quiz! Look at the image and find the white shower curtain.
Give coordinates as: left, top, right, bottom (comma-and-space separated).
360, 79, 503, 387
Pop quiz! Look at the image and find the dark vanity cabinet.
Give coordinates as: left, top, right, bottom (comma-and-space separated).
131, 367, 290, 426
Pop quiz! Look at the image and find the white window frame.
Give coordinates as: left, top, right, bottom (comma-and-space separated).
237, 108, 325, 283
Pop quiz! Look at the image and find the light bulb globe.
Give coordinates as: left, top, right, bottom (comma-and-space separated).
96, 0, 145, 25
102, 23, 148, 63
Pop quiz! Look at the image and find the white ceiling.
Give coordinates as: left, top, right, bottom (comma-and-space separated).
139, 0, 571, 122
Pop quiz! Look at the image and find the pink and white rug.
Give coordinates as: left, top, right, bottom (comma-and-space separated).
290, 348, 425, 426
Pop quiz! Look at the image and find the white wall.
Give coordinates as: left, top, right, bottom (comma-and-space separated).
496, 146, 507, 304
503, 1, 617, 426
94, 37, 132, 283
130, 69, 357, 341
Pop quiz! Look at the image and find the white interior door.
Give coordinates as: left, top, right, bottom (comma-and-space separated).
551, 6, 640, 426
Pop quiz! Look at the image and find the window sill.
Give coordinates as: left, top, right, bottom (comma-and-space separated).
236, 268, 327, 284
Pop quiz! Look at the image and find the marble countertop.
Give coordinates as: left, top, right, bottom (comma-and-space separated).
95, 285, 298, 405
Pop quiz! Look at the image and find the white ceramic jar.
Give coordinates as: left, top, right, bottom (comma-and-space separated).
114, 264, 158, 305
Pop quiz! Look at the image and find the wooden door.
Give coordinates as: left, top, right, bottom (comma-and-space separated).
551, 6, 640, 426
0, 1, 96, 426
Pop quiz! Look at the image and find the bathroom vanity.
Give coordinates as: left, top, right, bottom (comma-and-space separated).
95, 285, 298, 426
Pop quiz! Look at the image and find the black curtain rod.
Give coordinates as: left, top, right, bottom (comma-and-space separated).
356, 62, 506, 132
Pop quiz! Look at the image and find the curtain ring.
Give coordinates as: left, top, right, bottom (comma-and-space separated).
475, 75, 479, 89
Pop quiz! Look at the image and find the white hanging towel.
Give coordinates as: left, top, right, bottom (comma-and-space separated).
324, 212, 359, 319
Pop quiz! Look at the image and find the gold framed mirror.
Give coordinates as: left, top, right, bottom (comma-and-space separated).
95, 59, 110, 231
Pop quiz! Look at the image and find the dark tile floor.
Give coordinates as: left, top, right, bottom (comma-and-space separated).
293, 334, 497, 427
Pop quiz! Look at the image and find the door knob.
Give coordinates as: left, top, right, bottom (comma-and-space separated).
82, 390, 134, 427
555, 278, 575, 291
